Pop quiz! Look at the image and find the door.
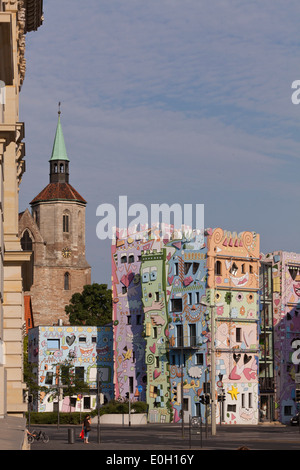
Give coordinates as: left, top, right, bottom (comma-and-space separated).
183, 397, 191, 423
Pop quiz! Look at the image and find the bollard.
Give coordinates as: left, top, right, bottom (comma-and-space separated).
68, 427, 75, 444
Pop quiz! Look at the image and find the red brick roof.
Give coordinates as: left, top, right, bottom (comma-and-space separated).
30, 182, 86, 205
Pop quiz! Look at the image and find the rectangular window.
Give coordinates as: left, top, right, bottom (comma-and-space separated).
248, 393, 252, 409
47, 339, 60, 350
284, 406, 292, 416
196, 353, 203, 366
241, 393, 245, 408
188, 293, 192, 305
61, 365, 70, 385
129, 377, 134, 394
189, 324, 196, 346
195, 292, 200, 304
155, 356, 159, 368
174, 263, 179, 276
171, 298, 183, 312
45, 371, 54, 385
136, 315, 142, 325
75, 367, 84, 382
236, 327, 242, 343
155, 292, 160, 301
176, 325, 183, 348
227, 404, 236, 412
183, 398, 189, 412
84, 396, 91, 409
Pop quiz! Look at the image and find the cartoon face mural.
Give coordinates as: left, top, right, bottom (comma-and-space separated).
28, 326, 114, 412
166, 232, 209, 423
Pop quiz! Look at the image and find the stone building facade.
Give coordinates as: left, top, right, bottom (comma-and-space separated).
19, 112, 91, 327
0, 0, 43, 417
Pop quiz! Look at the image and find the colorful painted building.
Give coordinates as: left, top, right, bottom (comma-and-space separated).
260, 251, 300, 424
28, 325, 114, 412
167, 231, 209, 424
206, 228, 260, 425
111, 228, 153, 404
111, 226, 261, 424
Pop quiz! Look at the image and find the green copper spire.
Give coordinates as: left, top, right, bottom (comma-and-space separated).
50, 104, 69, 162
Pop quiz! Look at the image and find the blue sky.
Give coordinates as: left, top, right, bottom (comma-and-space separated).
19, 0, 300, 284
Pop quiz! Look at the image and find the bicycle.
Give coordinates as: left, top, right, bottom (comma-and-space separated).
27, 430, 49, 444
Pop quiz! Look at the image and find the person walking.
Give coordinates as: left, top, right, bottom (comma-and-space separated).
82, 414, 91, 444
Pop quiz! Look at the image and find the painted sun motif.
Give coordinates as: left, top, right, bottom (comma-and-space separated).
227, 385, 239, 400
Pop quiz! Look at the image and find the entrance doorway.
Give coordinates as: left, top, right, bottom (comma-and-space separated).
260, 394, 275, 421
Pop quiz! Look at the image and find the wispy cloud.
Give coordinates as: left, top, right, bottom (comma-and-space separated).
19, 0, 300, 283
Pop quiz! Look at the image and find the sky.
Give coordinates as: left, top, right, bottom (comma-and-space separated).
19, 0, 300, 285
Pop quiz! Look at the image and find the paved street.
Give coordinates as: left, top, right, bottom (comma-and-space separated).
28, 423, 300, 452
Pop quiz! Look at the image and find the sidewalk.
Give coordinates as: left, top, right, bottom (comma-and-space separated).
0, 416, 28, 450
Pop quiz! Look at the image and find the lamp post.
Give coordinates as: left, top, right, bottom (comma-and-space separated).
97, 369, 102, 443
200, 300, 223, 436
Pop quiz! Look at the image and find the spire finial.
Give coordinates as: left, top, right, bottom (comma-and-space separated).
58, 101, 61, 116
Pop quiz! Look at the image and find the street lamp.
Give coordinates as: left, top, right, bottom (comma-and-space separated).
97, 369, 102, 443
200, 299, 223, 436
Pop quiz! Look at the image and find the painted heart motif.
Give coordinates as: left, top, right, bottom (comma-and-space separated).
274, 299, 280, 306
154, 370, 161, 379
233, 353, 241, 363
66, 335, 75, 346
244, 354, 252, 365
149, 343, 156, 354
168, 276, 174, 285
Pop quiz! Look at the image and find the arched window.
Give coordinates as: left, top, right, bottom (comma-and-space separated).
21, 230, 33, 251
60, 163, 64, 173
64, 272, 70, 290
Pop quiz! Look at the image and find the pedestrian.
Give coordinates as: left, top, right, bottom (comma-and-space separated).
82, 414, 91, 444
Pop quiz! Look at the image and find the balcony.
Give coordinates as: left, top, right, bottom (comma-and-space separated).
169, 335, 202, 350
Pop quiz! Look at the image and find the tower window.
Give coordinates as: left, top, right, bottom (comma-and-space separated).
60, 163, 64, 173
63, 214, 69, 233
64, 272, 70, 290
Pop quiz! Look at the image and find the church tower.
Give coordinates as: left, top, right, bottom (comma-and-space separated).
19, 109, 91, 327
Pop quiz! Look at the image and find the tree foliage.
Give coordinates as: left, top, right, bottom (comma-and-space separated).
65, 283, 112, 326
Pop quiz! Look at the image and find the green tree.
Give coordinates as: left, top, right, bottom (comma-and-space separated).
65, 283, 112, 326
